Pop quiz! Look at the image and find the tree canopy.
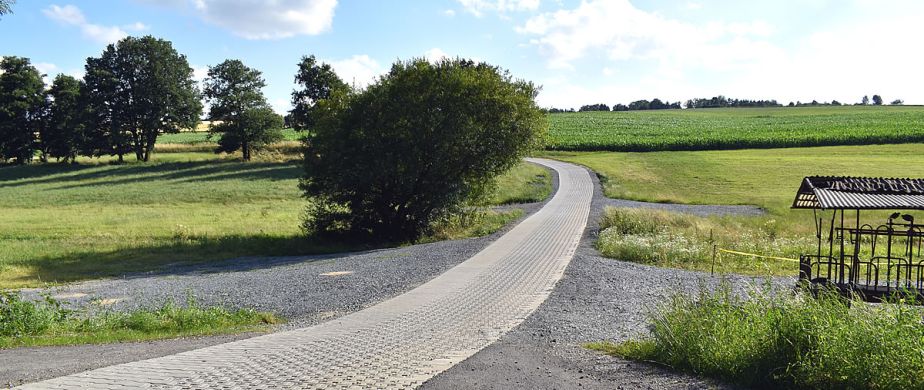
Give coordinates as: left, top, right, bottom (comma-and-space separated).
203, 59, 281, 160
0, 56, 45, 164
82, 35, 201, 162
290, 55, 348, 131
301, 58, 546, 241
41, 74, 84, 163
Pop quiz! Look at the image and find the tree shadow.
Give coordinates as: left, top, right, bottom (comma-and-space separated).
0, 160, 301, 189
9, 234, 392, 288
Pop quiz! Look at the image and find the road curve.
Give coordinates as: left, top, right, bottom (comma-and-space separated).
20, 158, 593, 390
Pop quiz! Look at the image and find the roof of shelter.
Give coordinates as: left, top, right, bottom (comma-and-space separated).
792, 176, 924, 210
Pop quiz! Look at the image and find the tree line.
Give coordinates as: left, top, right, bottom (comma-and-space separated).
549, 94, 905, 113
0, 35, 297, 164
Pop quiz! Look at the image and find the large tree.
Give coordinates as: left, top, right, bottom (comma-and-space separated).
41, 74, 84, 163
0, 56, 45, 164
301, 58, 547, 241
203, 59, 281, 160
289, 55, 348, 131
83, 35, 202, 162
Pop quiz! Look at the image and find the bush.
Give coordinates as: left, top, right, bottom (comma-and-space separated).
597, 283, 924, 389
301, 58, 546, 241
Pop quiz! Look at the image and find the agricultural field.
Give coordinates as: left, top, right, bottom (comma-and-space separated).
0, 153, 550, 288
546, 144, 924, 275
546, 106, 924, 151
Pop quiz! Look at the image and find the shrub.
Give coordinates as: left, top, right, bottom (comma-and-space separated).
301, 58, 546, 241
598, 283, 924, 389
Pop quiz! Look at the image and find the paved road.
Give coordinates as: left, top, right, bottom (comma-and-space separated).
20, 158, 593, 390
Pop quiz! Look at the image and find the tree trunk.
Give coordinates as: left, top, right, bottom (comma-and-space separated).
117, 153, 124, 163
242, 140, 250, 161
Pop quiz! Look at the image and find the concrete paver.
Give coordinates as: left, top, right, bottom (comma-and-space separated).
20, 158, 592, 389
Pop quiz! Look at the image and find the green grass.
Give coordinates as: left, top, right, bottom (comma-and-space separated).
158, 129, 303, 144
588, 283, 924, 389
0, 291, 278, 349
548, 144, 924, 275
596, 207, 803, 276
547, 106, 924, 151
0, 154, 551, 288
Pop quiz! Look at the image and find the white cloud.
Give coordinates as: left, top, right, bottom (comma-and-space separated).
191, 0, 338, 39
517, 0, 778, 71
443, 9, 456, 17
457, 0, 540, 17
43, 4, 141, 44
424, 48, 450, 63
330, 55, 383, 90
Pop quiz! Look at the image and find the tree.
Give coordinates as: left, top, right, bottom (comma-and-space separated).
212, 107, 283, 160
861, 95, 869, 105
82, 36, 201, 162
872, 94, 883, 105
40, 74, 84, 163
290, 55, 349, 132
0, 0, 15, 16
302, 58, 546, 241
0, 56, 44, 164
891, 99, 904, 105
203, 59, 281, 160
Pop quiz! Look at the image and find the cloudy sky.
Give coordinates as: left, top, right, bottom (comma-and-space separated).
2, 0, 923, 112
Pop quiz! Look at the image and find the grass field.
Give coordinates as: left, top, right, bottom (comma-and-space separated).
0, 154, 551, 288
158, 129, 303, 144
546, 144, 924, 275
546, 106, 924, 151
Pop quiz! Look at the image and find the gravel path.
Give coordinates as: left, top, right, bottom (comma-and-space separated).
2, 165, 559, 387
421, 166, 793, 389
17, 158, 591, 389
4, 160, 780, 388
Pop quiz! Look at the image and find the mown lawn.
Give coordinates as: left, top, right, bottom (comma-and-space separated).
545, 144, 924, 275
547, 106, 924, 151
0, 153, 551, 288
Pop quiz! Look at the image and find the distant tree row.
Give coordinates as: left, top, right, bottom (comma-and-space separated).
550, 93, 908, 113
684, 96, 781, 109
0, 36, 286, 164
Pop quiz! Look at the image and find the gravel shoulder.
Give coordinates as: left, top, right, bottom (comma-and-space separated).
421, 165, 792, 389
2, 165, 561, 386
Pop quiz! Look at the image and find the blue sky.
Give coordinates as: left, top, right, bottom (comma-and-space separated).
3, 0, 923, 113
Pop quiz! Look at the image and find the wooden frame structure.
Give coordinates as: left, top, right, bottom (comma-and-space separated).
793, 176, 924, 301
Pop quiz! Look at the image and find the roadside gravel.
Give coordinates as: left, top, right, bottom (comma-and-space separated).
421, 166, 792, 389
2, 166, 560, 386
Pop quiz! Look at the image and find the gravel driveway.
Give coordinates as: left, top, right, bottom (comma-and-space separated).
421, 168, 791, 389
4, 161, 783, 388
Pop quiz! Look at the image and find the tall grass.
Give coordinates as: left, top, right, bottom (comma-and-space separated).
0, 291, 278, 348
596, 207, 810, 275
590, 283, 924, 389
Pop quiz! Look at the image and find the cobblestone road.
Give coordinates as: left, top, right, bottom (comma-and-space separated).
20, 158, 592, 389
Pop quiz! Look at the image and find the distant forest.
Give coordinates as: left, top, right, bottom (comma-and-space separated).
549, 94, 902, 112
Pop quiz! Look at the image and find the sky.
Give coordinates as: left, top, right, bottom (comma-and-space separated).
2, 0, 923, 113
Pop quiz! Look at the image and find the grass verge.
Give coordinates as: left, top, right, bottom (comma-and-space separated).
0, 153, 550, 288
587, 284, 924, 389
0, 291, 278, 349
596, 207, 807, 276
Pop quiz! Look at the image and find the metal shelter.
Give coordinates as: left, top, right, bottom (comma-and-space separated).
793, 176, 924, 301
